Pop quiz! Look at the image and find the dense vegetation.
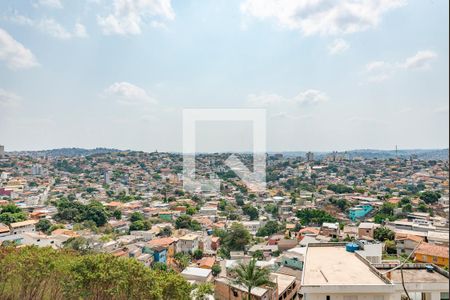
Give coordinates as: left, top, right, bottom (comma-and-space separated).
0, 204, 27, 225
296, 209, 337, 226
54, 198, 109, 227
327, 184, 354, 194
0, 246, 191, 300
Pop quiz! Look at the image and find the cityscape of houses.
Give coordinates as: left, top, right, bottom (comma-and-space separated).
0, 144, 448, 299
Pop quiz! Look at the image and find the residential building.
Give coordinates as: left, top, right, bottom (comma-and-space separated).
9, 220, 38, 235
358, 222, 377, 240
395, 233, 424, 256
320, 222, 340, 239
414, 243, 449, 267
300, 244, 397, 299
181, 267, 212, 283
177, 233, 199, 254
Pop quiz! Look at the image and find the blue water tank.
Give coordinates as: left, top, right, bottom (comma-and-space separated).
346, 243, 360, 253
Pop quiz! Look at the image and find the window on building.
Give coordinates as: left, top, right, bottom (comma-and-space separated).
326, 296, 331, 300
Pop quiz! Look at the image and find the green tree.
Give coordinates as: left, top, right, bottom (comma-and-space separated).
130, 211, 145, 223
420, 191, 441, 204
112, 210, 122, 220
0, 204, 27, 225
186, 206, 197, 216
256, 221, 280, 237
193, 282, 214, 300
36, 219, 52, 233
242, 204, 259, 221
252, 250, 264, 260
296, 209, 337, 226
402, 203, 413, 213
223, 223, 251, 251
193, 249, 203, 260
175, 215, 192, 229
233, 259, 274, 300
211, 264, 222, 276
374, 227, 395, 242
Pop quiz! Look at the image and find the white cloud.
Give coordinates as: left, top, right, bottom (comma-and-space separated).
247, 89, 328, 107
0, 28, 39, 70
38, 18, 72, 39
74, 22, 88, 38
98, 0, 175, 35
401, 50, 437, 70
4, 14, 88, 40
328, 38, 350, 55
240, 0, 406, 36
0, 88, 21, 108
103, 82, 157, 105
35, 0, 63, 9
365, 50, 437, 82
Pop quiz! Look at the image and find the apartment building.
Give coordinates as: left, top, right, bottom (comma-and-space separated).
177, 233, 199, 253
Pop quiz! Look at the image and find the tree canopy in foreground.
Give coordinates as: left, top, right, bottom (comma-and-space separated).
0, 246, 191, 300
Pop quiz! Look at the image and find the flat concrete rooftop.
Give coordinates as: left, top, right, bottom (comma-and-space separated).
303, 246, 387, 286
388, 269, 448, 284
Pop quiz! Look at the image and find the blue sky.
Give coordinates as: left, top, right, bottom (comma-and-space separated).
0, 0, 448, 152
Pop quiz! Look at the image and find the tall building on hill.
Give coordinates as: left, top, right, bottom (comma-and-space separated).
306, 152, 314, 162
0, 145, 4, 158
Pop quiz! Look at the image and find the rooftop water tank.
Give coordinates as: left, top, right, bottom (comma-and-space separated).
346, 242, 360, 253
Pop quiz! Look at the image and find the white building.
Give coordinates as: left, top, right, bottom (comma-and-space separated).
300, 244, 399, 300
241, 221, 262, 235
10, 220, 38, 235
181, 267, 212, 283
31, 164, 44, 176
177, 233, 199, 253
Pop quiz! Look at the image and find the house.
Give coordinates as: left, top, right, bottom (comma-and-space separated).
150, 246, 167, 264
358, 222, 377, 240
241, 221, 262, 235
248, 244, 279, 256
296, 227, 319, 240
147, 237, 177, 264
108, 220, 129, 233
375, 263, 449, 300
277, 252, 304, 270
51, 229, 79, 238
277, 239, 299, 252
214, 272, 299, 300
177, 233, 199, 254
395, 233, 424, 256
197, 256, 216, 269
9, 220, 38, 235
427, 231, 449, 246
181, 267, 212, 283
414, 243, 449, 267
210, 236, 220, 250
0, 223, 10, 237
300, 243, 397, 299
320, 222, 340, 239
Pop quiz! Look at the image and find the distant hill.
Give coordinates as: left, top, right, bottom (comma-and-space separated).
278, 149, 449, 160
8, 147, 449, 160
9, 147, 122, 157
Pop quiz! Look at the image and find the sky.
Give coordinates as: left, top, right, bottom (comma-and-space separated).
0, 0, 448, 153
